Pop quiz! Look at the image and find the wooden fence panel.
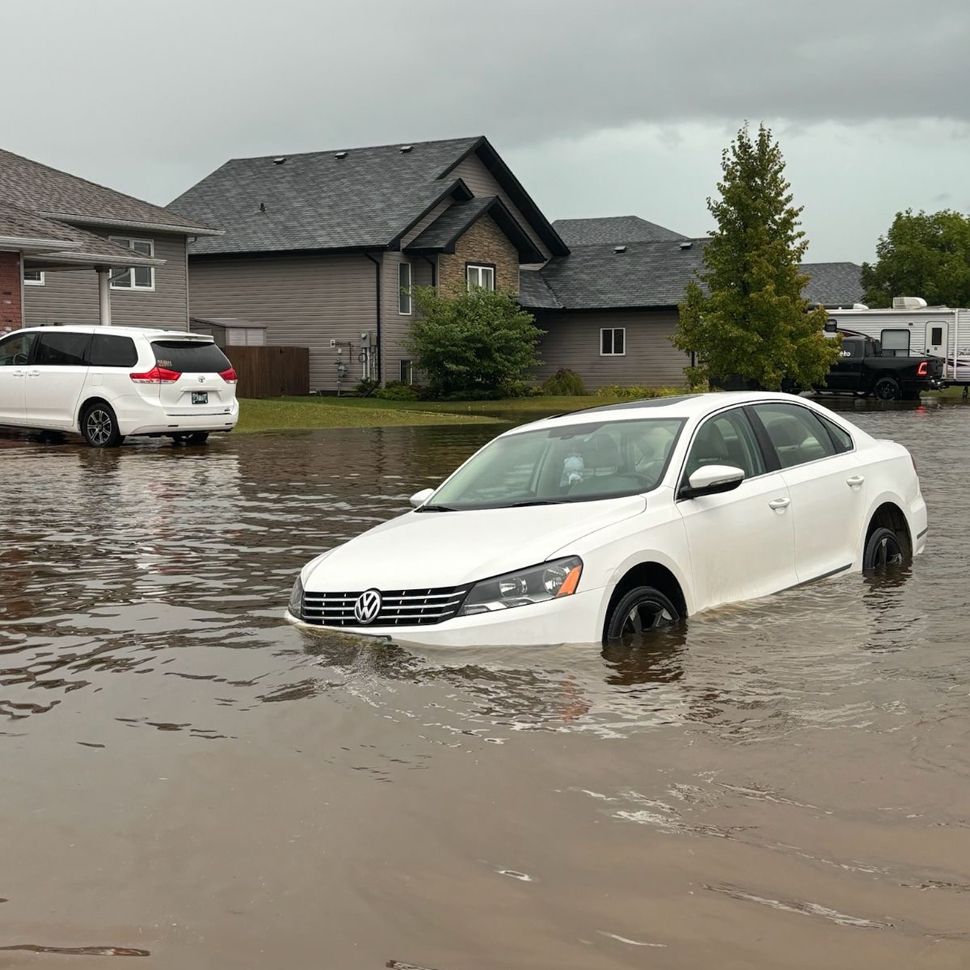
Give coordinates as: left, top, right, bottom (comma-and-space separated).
226, 346, 309, 398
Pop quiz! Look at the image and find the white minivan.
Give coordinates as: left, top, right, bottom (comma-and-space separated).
0, 326, 239, 447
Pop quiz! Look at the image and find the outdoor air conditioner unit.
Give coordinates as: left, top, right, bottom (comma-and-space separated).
892, 296, 928, 310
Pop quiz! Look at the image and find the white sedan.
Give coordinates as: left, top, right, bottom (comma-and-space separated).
286, 392, 926, 647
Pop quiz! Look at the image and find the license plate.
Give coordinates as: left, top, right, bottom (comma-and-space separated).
192, 391, 208, 405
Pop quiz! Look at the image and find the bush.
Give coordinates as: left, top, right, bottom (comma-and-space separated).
541, 368, 587, 396
374, 381, 421, 401
409, 286, 543, 399
594, 385, 688, 399
354, 378, 380, 397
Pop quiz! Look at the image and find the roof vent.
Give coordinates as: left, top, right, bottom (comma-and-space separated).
335, 151, 348, 159
613, 245, 627, 254
259, 202, 266, 213
273, 156, 287, 165
892, 296, 927, 309
399, 145, 414, 153
679, 240, 693, 250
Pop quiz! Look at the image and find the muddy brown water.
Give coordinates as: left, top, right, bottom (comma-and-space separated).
1, 402, 969, 969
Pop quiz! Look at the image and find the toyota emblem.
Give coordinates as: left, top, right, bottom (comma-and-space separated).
354, 589, 382, 625
198, 376, 206, 383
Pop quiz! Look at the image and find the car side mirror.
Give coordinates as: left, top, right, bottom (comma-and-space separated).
680, 464, 745, 500
408, 487, 435, 509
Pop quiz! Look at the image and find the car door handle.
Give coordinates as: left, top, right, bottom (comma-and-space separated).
768, 497, 791, 510
846, 475, 865, 488
9, 369, 25, 377
26, 369, 40, 377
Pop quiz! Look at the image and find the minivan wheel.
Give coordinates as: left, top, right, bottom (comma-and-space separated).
80, 403, 123, 448
873, 377, 901, 401
863, 527, 904, 572
604, 586, 681, 645
172, 431, 209, 445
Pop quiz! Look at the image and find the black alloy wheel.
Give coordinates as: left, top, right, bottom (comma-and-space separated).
863, 526, 904, 572
873, 377, 901, 401
80, 403, 123, 448
604, 586, 681, 645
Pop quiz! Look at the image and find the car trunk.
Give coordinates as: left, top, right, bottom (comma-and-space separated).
150, 339, 235, 414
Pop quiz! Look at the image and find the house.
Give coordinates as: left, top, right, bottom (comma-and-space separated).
0, 148, 218, 336
170, 136, 568, 392
520, 231, 864, 388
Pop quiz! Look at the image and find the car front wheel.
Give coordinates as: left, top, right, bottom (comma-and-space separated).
604, 586, 681, 645
80, 403, 124, 448
863, 526, 905, 572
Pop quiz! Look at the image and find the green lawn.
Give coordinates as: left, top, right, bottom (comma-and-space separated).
312, 394, 625, 418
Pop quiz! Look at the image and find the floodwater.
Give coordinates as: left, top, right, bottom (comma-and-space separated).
1, 402, 969, 969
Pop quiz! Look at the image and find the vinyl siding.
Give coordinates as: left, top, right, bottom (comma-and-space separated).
381, 251, 432, 386
535, 309, 690, 388
24, 231, 190, 330
449, 155, 551, 261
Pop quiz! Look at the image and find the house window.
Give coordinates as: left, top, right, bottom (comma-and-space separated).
400, 359, 414, 385
399, 261, 412, 315
600, 328, 626, 356
109, 238, 155, 290
466, 264, 495, 292
23, 269, 45, 286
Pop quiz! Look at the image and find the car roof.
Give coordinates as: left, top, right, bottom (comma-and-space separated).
508, 392, 819, 434
16, 325, 213, 341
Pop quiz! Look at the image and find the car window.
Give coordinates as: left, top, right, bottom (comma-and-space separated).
87, 333, 138, 368
151, 340, 230, 374
0, 332, 36, 367
684, 409, 765, 481
428, 417, 686, 510
34, 330, 91, 367
753, 403, 836, 469
816, 413, 853, 454
839, 338, 864, 361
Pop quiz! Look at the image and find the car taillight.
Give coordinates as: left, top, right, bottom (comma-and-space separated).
130, 365, 180, 384
917, 360, 929, 377
219, 367, 238, 384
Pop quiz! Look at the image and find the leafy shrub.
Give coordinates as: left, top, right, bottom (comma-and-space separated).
374, 381, 421, 401
354, 378, 380, 397
594, 384, 688, 399
541, 368, 587, 396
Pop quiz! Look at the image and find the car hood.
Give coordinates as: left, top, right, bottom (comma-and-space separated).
304, 495, 647, 591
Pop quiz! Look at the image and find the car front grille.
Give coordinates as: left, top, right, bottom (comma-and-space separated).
301, 586, 470, 627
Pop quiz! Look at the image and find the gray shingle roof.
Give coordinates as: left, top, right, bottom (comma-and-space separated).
553, 215, 687, 246
518, 268, 562, 309
0, 148, 217, 235
520, 238, 863, 311
172, 138, 483, 256
405, 196, 496, 250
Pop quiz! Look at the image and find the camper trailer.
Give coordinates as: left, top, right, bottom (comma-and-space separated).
824, 297, 970, 384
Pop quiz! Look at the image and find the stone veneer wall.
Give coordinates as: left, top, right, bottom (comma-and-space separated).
437, 214, 520, 297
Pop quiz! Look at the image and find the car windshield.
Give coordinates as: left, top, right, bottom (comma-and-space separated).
426, 418, 686, 511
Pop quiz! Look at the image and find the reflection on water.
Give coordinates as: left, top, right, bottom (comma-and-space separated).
1, 406, 970, 968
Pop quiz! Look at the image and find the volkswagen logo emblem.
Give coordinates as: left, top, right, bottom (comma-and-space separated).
354, 589, 382, 625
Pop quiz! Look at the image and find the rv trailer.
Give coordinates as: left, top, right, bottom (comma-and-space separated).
824, 297, 970, 385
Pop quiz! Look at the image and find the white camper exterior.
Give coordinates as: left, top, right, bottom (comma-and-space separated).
824, 298, 970, 383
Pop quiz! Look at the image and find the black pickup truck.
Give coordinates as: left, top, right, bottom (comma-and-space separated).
817, 334, 946, 401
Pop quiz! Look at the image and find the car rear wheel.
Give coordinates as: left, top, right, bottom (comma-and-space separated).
863, 526, 904, 572
80, 403, 123, 448
173, 431, 209, 445
873, 377, 901, 401
604, 586, 681, 645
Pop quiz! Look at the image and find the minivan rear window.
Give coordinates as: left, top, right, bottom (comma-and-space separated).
151, 340, 230, 373
88, 333, 138, 368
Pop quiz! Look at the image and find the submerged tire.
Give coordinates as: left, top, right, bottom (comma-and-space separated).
604, 586, 681, 645
863, 526, 905, 572
873, 377, 901, 401
80, 403, 123, 448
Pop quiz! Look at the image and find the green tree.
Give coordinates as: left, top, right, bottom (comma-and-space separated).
674, 123, 839, 390
409, 286, 543, 398
861, 209, 970, 308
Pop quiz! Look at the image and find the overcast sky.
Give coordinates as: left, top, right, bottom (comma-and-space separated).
4, 0, 969, 261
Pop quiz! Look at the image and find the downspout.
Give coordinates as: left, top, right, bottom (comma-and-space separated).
185, 236, 194, 332
365, 252, 383, 383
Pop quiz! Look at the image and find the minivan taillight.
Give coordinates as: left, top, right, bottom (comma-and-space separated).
917, 360, 929, 377
219, 367, 238, 384
130, 365, 180, 384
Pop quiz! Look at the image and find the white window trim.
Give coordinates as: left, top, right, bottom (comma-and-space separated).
399, 261, 412, 315
466, 263, 496, 292
109, 237, 156, 292
600, 327, 626, 357
23, 270, 45, 286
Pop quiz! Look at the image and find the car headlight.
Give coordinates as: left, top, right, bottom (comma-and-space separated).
288, 575, 304, 617
458, 557, 582, 616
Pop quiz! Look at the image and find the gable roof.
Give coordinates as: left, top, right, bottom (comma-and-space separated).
553, 215, 686, 246
0, 148, 218, 236
171, 136, 568, 258
520, 238, 863, 311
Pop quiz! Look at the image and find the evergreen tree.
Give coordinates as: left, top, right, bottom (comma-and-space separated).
674, 123, 839, 390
